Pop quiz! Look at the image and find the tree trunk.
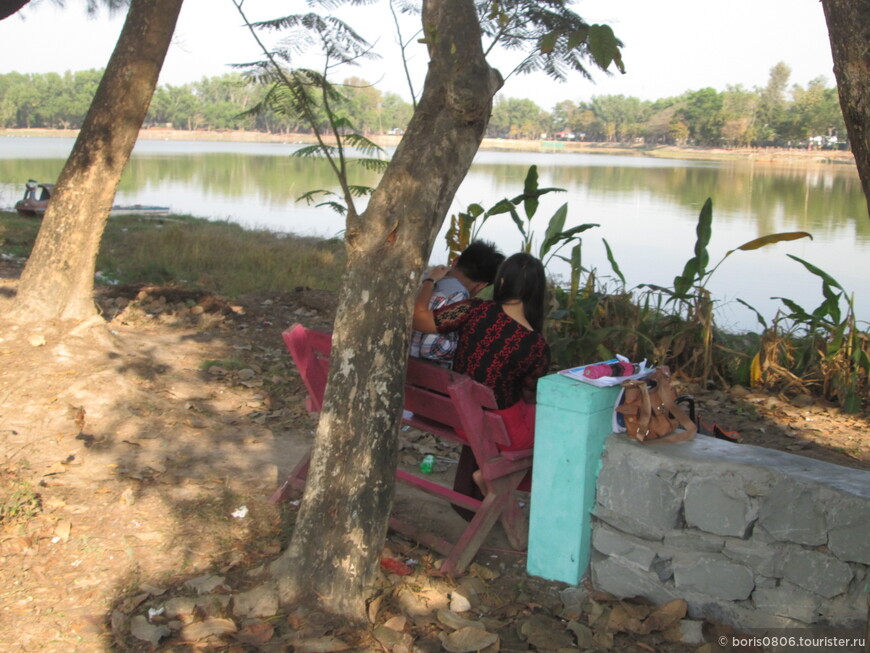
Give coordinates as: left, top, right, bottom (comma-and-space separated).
270, 0, 502, 620
9, 0, 184, 323
821, 0, 870, 218
0, 0, 30, 21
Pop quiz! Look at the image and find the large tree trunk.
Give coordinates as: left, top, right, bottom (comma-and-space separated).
0, 0, 29, 21
270, 0, 502, 620
8, 0, 184, 323
821, 0, 870, 218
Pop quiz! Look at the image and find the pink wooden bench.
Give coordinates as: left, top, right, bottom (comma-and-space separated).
270, 323, 534, 575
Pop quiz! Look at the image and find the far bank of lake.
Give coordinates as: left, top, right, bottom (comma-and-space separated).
1, 127, 858, 167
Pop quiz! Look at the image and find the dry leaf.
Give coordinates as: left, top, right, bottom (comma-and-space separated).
234, 620, 274, 645
53, 520, 71, 542
181, 617, 237, 640
638, 598, 687, 634
44, 462, 67, 476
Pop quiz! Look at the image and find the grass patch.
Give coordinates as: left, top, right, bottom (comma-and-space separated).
0, 469, 42, 526
0, 211, 346, 297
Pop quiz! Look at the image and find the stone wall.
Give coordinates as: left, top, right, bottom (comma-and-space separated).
589, 434, 869, 631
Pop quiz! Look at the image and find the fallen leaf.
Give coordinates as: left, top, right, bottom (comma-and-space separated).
44, 462, 67, 476
293, 635, 352, 652
638, 598, 687, 634
181, 617, 237, 640
53, 520, 71, 542
130, 615, 170, 645
442, 627, 498, 653
234, 620, 274, 645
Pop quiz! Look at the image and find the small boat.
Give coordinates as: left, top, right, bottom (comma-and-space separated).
14, 180, 170, 218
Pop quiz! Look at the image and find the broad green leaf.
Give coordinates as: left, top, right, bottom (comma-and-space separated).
587, 24, 619, 71
673, 198, 713, 296
522, 165, 540, 219
694, 198, 713, 274
787, 254, 845, 292
602, 238, 625, 285
773, 296, 813, 323
485, 198, 516, 217
540, 203, 568, 256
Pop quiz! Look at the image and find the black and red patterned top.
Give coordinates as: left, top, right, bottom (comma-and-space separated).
433, 299, 551, 409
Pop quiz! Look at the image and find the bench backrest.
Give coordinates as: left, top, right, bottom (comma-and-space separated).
282, 324, 514, 453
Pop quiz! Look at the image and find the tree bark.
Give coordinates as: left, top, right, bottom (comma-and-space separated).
821, 0, 870, 218
9, 0, 184, 323
270, 0, 502, 620
0, 0, 29, 21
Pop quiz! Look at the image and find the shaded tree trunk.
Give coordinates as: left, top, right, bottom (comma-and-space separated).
9, 0, 184, 323
0, 0, 29, 21
821, 0, 870, 218
270, 0, 502, 620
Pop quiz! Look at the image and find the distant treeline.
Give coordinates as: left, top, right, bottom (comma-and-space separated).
0, 63, 848, 149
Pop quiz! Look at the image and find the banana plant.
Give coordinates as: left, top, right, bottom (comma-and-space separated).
771, 255, 869, 412
642, 198, 813, 383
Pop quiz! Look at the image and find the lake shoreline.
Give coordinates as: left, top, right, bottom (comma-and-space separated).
2, 127, 856, 166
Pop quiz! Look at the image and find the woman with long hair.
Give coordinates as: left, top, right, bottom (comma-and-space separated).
413, 252, 551, 510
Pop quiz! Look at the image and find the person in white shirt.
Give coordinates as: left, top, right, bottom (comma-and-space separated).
409, 240, 504, 367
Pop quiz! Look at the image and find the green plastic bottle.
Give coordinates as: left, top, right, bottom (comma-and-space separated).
420, 454, 435, 473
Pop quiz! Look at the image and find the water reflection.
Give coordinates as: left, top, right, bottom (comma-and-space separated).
0, 136, 866, 331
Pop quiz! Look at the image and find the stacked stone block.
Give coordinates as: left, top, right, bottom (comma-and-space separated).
589, 435, 869, 630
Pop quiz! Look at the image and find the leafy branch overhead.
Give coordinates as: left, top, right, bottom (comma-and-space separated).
478, 0, 625, 80
232, 0, 624, 218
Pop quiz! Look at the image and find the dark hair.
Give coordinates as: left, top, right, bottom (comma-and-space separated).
493, 253, 547, 332
456, 240, 505, 285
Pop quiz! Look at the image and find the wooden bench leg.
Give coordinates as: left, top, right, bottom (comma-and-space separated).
269, 450, 311, 503
440, 469, 529, 575
499, 493, 528, 551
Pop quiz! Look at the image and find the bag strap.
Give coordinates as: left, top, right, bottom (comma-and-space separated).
653, 367, 697, 438
660, 390, 698, 437
621, 378, 653, 442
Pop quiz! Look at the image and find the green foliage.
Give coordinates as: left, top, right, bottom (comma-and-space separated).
766, 256, 869, 412
441, 169, 866, 410
0, 61, 846, 148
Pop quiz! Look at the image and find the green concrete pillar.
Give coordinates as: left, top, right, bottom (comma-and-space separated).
526, 373, 621, 584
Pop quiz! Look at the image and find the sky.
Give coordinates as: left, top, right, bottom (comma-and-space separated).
0, 0, 836, 107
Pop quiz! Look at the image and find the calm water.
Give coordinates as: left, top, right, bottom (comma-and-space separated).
1, 136, 867, 333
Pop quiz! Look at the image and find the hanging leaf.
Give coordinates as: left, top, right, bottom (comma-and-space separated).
540, 31, 558, 55
587, 24, 619, 71
602, 238, 625, 285
730, 231, 812, 253
522, 165, 540, 220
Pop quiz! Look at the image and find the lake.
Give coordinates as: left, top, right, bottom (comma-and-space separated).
1, 135, 867, 333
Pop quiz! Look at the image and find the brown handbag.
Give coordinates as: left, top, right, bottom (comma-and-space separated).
616, 366, 697, 444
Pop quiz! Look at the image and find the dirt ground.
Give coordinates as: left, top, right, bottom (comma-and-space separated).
0, 259, 867, 653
